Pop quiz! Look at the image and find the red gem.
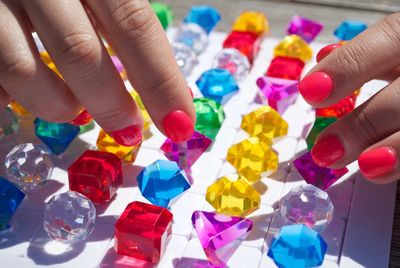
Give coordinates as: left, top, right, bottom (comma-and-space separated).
223, 31, 260, 63
114, 201, 173, 263
70, 109, 93, 126
315, 95, 356, 118
68, 150, 122, 203
266, 56, 305, 80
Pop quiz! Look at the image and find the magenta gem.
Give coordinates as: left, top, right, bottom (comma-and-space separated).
286, 15, 324, 43
111, 56, 124, 73
256, 76, 299, 114
191, 210, 253, 268
293, 151, 348, 190
160, 131, 212, 170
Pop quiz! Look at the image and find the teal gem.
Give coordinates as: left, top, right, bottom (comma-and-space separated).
183, 5, 221, 34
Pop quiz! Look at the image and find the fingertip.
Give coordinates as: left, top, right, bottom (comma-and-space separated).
299, 71, 333, 104
358, 146, 397, 179
162, 109, 195, 142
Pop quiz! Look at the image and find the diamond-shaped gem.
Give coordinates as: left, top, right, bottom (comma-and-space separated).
151, 2, 174, 30
183, 5, 221, 34
274, 34, 313, 62
172, 42, 199, 77
175, 23, 208, 55
0, 177, 25, 230
194, 97, 225, 140
212, 48, 250, 81
0, 107, 19, 141
232, 11, 269, 36
223, 31, 260, 63
287, 15, 323, 43
334, 20, 367, 40
266, 56, 305, 80
315, 95, 356, 118
306, 117, 337, 150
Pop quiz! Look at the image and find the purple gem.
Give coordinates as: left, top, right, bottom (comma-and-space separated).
160, 131, 212, 170
111, 56, 124, 73
293, 151, 348, 190
287, 15, 324, 43
256, 76, 299, 114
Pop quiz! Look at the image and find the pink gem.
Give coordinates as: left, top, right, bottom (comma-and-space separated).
293, 151, 348, 190
111, 56, 124, 73
191, 210, 253, 268
256, 76, 299, 114
287, 15, 324, 43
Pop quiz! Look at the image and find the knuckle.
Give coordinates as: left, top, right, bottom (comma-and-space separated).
0, 54, 36, 87
351, 106, 380, 144
142, 70, 181, 104
382, 13, 400, 40
333, 44, 368, 77
91, 102, 132, 129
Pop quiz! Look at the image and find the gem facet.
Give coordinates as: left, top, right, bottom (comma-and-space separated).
10, 101, 30, 117
196, 68, 239, 104
151, 2, 174, 30
115, 201, 173, 263
206, 174, 260, 217
192, 210, 253, 267
68, 150, 123, 203
334, 20, 367, 40
0, 107, 19, 141
266, 56, 305, 80
193, 97, 225, 140
130, 90, 152, 131
274, 34, 313, 62
212, 48, 250, 81
293, 151, 348, 190
137, 160, 190, 208
280, 184, 334, 232
44, 191, 96, 243
232, 11, 269, 36
268, 224, 327, 268
172, 42, 199, 77
287, 15, 323, 43
183, 5, 221, 34
227, 137, 278, 182
4, 143, 53, 191
315, 95, 356, 118
175, 23, 208, 55
306, 117, 337, 150
223, 31, 260, 63
34, 118, 80, 155
70, 110, 93, 126
0, 177, 25, 230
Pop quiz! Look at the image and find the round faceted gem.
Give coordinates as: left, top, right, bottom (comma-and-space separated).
151, 2, 174, 30
175, 23, 208, 55
4, 143, 53, 191
0, 177, 25, 230
70, 110, 93, 126
227, 137, 278, 182
241, 106, 288, 142
206, 174, 261, 217
274, 34, 313, 62
172, 42, 199, 77
268, 224, 327, 268
10, 101, 30, 117
0, 107, 19, 141
280, 184, 334, 232
183, 5, 221, 34
44, 191, 96, 243
232, 11, 269, 36
212, 48, 250, 81
193, 98, 225, 140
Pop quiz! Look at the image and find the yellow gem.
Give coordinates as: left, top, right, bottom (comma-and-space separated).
274, 35, 312, 62
206, 174, 261, 217
353, 89, 361, 96
241, 106, 288, 142
40, 51, 61, 77
10, 101, 30, 117
96, 129, 141, 163
232, 11, 269, 36
130, 90, 151, 131
227, 137, 278, 182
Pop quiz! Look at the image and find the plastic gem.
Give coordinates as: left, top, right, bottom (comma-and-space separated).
68, 150, 123, 203
79, 121, 95, 134
227, 137, 278, 183
137, 160, 190, 208
256, 76, 299, 114
111, 56, 127, 79
192, 210, 253, 267
232, 11, 269, 36
96, 129, 141, 163
196, 68, 239, 104
274, 34, 313, 62
293, 151, 348, 190
40, 51, 61, 77
315, 95, 356, 118
130, 90, 151, 131
334, 20, 367, 41
193, 97, 225, 140
151, 2, 174, 30
287, 15, 323, 43
206, 174, 260, 217
306, 117, 337, 150
34, 118, 80, 155
115, 201, 173, 262
183, 5, 221, 34
70, 110, 93, 126
4, 143, 53, 191
10, 101, 30, 117
266, 56, 305, 80
280, 184, 334, 232
223, 31, 260, 63
0, 177, 25, 230
241, 106, 288, 142
268, 224, 327, 268
175, 23, 208, 55
44, 191, 96, 243
212, 48, 250, 81
161, 131, 212, 170
0, 107, 19, 141
172, 42, 199, 77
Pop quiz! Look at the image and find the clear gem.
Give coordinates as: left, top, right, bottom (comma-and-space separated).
286, 15, 323, 43
44, 191, 96, 243
175, 23, 208, 55
0, 107, 19, 141
183, 5, 221, 34
0, 177, 25, 230
334, 20, 367, 40
172, 42, 199, 77
212, 48, 250, 81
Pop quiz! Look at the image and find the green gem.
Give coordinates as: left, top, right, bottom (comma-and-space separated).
306, 117, 337, 150
0, 107, 19, 141
151, 2, 174, 30
194, 98, 225, 140
79, 121, 95, 134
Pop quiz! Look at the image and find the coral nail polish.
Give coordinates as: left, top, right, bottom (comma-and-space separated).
70, 110, 93, 126
110, 125, 142, 146
162, 110, 194, 142
316, 44, 342, 63
311, 135, 345, 167
299, 72, 333, 103
358, 146, 397, 179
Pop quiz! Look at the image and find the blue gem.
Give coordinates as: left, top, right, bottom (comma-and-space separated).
334, 20, 367, 40
137, 160, 191, 208
34, 118, 80, 155
196, 68, 239, 104
183, 5, 221, 34
0, 177, 25, 230
268, 224, 327, 268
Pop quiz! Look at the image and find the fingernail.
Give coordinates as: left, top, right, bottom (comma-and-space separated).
316, 44, 342, 63
299, 72, 333, 103
70, 110, 93, 126
358, 146, 397, 179
311, 135, 345, 167
162, 110, 194, 142
110, 125, 142, 146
